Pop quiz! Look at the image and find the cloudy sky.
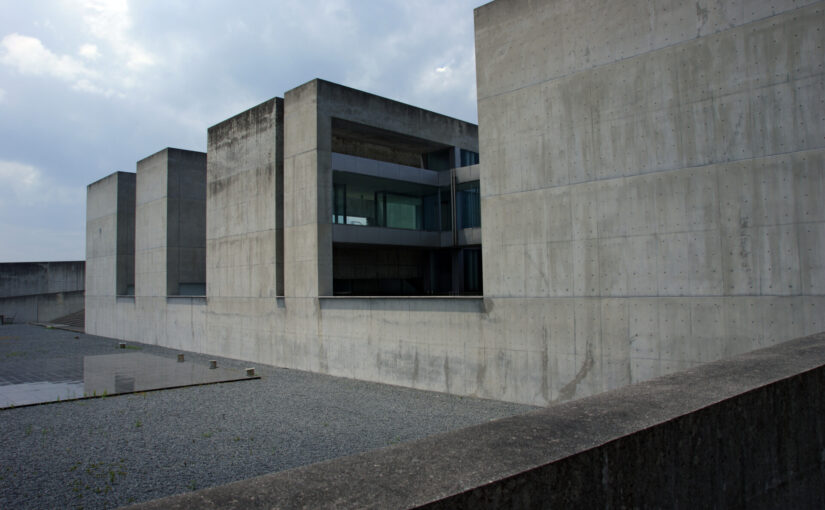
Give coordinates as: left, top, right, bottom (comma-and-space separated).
0, 0, 481, 262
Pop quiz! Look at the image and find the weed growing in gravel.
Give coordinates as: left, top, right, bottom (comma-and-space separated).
202, 431, 213, 438
69, 459, 128, 502
24, 424, 32, 436
135, 420, 142, 428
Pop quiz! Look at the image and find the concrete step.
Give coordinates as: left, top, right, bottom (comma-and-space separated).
47, 309, 85, 332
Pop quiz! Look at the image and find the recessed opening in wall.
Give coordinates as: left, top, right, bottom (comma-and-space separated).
328, 118, 482, 297
331, 118, 454, 169
166, 150, 207, 297
115, 173, 136, 296
332, 244, 482, 296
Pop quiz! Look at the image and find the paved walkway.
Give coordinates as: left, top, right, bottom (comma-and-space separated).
0, 324, 536, 509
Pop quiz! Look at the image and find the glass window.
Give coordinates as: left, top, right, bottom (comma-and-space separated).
385, 193, 421, 230
457, 181, 481, 229
332, 171, 439, 231
459, 149, 479, 167
333, 183, 346, 224
422, 193, 440, 232
440, 186, 451, 231
463, 248, 482, 294
424, 148, 452, 171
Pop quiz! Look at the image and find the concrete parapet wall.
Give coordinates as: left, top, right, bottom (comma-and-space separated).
0, 261, 84, 299
0, 290, 84, 323
0, 261, 85, 323
127, 333, 825, 509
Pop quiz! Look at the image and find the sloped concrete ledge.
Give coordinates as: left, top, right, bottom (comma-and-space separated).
125, 332, 825, 509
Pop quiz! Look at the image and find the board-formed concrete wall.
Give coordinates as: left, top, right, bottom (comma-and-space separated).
205, 98, 285, 361
0, 261, 84, 298
0, 261, 85, 322
135, 148, 206, 298
474, 0, 825, 400
86, 172, 135, 336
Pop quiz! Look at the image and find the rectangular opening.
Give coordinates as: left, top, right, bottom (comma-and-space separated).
115, 173, 136, 296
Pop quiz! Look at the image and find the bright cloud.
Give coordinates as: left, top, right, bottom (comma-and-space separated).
1, 33, 93, 81
78, 0, 155, 70
78, 43, 100, 60
0, 0, 157, 98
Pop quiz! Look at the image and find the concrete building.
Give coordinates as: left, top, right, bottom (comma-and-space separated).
86, 0, 824, 406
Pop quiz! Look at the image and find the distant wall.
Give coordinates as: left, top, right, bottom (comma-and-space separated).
0, 261, 85, 322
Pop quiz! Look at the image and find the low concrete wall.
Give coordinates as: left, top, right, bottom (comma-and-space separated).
0, 261, 85, 322
128, 332, 825, 509
0, 290, 85, 323
0, 261, 84, 298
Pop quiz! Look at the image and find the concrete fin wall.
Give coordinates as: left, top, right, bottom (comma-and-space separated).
204, 97, 285, 364
86, 171, 135, 336
136, 148, 206, 298
207, 98, 283, 299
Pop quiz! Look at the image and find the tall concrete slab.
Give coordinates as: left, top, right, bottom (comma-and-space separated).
135, 148, 206, 298
474, 0, 825, 402
85, 171, 135, 336
205, 98, 285, 365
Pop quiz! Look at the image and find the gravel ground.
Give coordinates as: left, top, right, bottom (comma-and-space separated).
0, 324, 536, 509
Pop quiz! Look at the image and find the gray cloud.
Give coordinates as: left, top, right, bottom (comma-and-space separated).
0, 0, 481, 261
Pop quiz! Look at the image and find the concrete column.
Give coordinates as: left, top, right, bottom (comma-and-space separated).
284, 80, 332, 297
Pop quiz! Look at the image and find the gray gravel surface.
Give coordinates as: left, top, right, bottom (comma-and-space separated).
0, 324, 536, 509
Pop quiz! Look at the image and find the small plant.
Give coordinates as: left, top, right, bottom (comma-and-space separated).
202, 431, 212, 438
135, 420, 142, 428
24, 424, 32, 436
